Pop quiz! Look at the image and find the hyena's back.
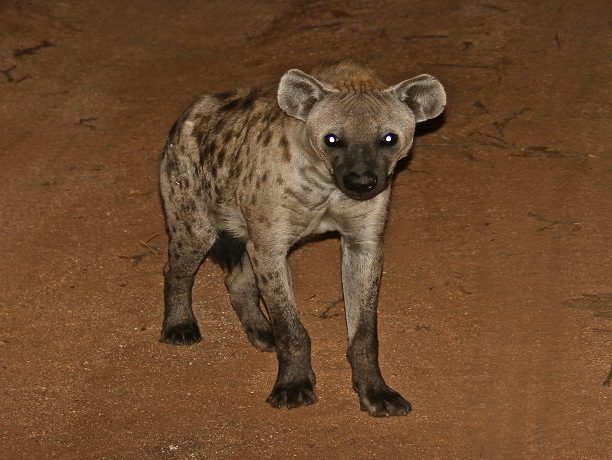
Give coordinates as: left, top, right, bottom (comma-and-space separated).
161, 87, 284, 201
159, 87, 289, 251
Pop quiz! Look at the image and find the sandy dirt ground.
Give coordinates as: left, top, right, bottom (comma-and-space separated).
1, 0, 611, 458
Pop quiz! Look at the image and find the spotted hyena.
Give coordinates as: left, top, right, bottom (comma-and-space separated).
159, 61, 446, 416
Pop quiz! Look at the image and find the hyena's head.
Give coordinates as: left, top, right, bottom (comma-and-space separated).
277, 66, 446, 200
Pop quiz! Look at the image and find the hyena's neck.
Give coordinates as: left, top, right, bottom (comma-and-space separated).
282, 116, 334, 189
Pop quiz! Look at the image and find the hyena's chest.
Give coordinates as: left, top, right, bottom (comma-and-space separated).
280, 186, 348, 242
296, 204, 334, 239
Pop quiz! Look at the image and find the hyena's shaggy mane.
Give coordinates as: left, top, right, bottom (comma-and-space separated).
310, 60, 387, 92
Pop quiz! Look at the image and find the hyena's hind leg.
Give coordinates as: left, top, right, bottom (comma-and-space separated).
161, 230, 214, 345
161, 218, 216, 345
159, 150, 216, 345
211, 232, 275, 352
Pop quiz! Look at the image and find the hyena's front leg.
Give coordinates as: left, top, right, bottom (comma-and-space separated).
342, 237, 411, 417
247, 242, 317, 409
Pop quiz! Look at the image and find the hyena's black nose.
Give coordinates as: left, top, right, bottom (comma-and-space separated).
343, 172, 378, 194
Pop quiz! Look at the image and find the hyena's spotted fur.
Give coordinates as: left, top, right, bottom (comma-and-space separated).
159, 61, 446, 416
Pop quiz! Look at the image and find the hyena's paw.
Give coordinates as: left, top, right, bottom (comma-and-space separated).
244, 324, 275, 352
160, 322, 202, 345
267, 380, 318, 409
358, 386, 412, 417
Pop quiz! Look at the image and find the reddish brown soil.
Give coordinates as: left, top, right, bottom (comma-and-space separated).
1, 1, 611, 457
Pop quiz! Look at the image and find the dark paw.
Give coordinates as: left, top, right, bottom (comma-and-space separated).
160, 322, 202, 345
267, 381, 317, 409
245, 325, 275, 352
358, 386, 412, 417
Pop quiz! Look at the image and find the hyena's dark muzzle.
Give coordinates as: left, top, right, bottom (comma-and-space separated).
332, 146, 389, 200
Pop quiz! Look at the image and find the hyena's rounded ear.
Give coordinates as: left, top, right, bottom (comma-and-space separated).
389, 75, 446, 123
277, 69, 328, 121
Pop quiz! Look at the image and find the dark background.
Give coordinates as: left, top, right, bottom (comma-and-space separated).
1, 0, 610, 457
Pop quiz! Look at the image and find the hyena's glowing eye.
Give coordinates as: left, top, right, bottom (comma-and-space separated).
380, 133, 398, 146
324, 133, 341, 147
